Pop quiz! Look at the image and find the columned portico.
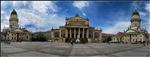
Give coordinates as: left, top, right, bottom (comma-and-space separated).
64, 28, 90, 40
51, 14, 102, 43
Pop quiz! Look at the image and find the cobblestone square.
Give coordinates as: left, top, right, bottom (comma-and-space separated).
1, 42, 150, 57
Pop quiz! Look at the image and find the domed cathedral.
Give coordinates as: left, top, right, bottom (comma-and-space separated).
122, 10, 149, 43
5, 9, 32, 42
130, 10, 141, 31
50, 14, 102, 43
9, 9, 19, 31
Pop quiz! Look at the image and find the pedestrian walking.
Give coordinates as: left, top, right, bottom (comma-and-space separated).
143, 41, 146, 46
70, 39, 74, 45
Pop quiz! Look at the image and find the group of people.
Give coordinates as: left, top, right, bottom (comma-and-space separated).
70, 38, 81, 45
142, 41, 149, 46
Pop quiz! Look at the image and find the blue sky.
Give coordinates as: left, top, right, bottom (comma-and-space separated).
1, 1, 150, 34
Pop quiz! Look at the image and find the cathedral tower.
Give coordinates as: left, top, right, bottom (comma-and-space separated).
9, 9, 19, 31
130, 10, 141, 31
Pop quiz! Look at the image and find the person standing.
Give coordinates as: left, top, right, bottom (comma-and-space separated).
70, 39, 74, 45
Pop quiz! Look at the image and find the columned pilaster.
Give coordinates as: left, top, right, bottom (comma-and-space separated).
99, 31, 102, 42
51, 31, 54, 38
86, 28, 89, 38
65, 28, 68, 38
69, 28, 71, 38
78, 28, 80, 38
74, 28, 76, 38
93, 30, 95, 39
59, 30, 61, 38
82, 28, 85, 38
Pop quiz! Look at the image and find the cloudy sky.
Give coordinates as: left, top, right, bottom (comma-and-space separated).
1, 1, 150, 34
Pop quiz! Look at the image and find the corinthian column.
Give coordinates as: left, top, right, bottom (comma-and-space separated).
78, 28, 80, 38
59, 30, 61, 38
99, 31, 102, 42
69, 28, 71, 38
65, 28, 68, 38
51, 31, 54, 38
86, 28, 89, 38
74, 28, 76, 38
93, 30, 95, 39
82, 28, 85, 38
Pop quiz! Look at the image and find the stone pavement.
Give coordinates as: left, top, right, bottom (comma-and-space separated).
1, 42, 150, 57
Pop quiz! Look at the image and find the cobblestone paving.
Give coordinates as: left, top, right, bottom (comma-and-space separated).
1, 42, 150, 57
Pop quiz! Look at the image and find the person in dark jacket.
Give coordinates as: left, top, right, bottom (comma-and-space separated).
70, 39, 74, 45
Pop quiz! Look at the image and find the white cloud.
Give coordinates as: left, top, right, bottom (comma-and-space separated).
1, 1, 8, 6
1, 20, 9, 32
149, 19, 150, 33
73, 1, 90, 16
1, 11, 4, 15
145, 3, 150, 13
16, 8, 64, 32
145, 2, 150, 33
1, 23, 9, 32
73, 1, 89, 10
32, 1, 57, 14
11, 1, 29, 8
1, 10, 9, 32
103, 21, 130, 34
139, 11, 148, 16
131, 1, 139, 9
1, 1, 64, 32
17, 9, 45, 27
12, 1, 28, 6
82, 12, 86, 16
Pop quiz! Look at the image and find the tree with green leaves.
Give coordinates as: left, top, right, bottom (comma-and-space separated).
36, 33, 47, 41
106, 36, 112, 42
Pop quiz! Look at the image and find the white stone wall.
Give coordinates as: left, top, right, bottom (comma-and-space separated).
122, 34, 146, 43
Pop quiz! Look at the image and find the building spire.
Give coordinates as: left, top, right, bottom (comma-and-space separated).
11, 9, 17, 15
9, 9, 18, 22
51, 27, 53, 30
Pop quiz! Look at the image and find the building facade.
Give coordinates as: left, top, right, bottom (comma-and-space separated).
122, 10, 149, 43
101, 33, 114, 42
111, 32, 124, 43
50, 14, 102, 43
4, 9, 32, 41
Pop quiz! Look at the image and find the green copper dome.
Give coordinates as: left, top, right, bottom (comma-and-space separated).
9, 9, 18, 22
132, 10, 139, 16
